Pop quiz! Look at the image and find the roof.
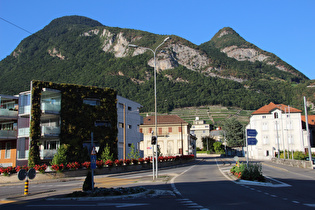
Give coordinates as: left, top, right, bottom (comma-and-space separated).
143, 115, 187, 125
252, 102, 302, 115
301, 115, 315, 126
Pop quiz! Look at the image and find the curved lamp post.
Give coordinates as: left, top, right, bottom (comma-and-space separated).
129, 37, 170, 179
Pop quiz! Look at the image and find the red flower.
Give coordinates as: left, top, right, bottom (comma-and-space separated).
114, 159, 123, 166
81, 161, 91, 169
105, 160, 113, 167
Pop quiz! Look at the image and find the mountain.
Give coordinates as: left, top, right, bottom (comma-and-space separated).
0, 16, 313, 113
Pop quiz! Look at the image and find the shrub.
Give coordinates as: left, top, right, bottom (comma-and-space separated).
101, 143, 114, 162
51, 144, 68, 165
293, 151, 306, 160
83, 171, 93, 192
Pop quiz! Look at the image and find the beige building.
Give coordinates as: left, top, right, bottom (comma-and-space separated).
190, 117, 211, 150
140, 115, 195, 157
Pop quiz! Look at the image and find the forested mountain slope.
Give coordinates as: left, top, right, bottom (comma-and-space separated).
0, 16, 313, 112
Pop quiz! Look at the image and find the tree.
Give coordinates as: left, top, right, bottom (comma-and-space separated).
127, 143, 140, 159
101, 143, 114, 161
223, 117, 244, 147
202, 136, 216, 151
213, 141, 225, 154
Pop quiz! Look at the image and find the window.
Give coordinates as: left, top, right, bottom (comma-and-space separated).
140, 128, 143, 133
263, 136, 269, 145
262, 122, 268, 130
168, 127, 172, 133
5, 142, 11, 159
118, 103, 124, 109
288, 135, 294, 144
119, 122, 124, 128
128, 106, 132, 111
262, 116, 266, 119
274, 112, 278, 119
128, 125, 132, 129
178, 127, 182, 132
158, 128, 162, 135
149, 128, 152, 134
83, 98, 100, 106
44, 140, 58, 150
286, 121, 292, 130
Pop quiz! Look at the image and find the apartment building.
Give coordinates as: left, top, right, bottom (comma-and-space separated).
117, 95, 143, 160
140, 115, 196, 157
190, 117, 211, 150
0, 95, 19, 167
0, 80, 142, 166
246, 102, 312, 160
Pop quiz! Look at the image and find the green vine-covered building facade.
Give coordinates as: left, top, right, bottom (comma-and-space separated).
17, 80, 118, 166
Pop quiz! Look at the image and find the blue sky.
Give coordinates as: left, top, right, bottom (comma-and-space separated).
1, 0, 314, 79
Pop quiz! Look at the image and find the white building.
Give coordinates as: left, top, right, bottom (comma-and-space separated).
246, 102, 310, 160
116, 95, 143, 159
190, 117, 211, 150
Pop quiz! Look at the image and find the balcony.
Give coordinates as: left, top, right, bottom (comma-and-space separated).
18, 128, 30, 137
41, 126, 60, 137
41, 102, 61, 114
40, 149, 57, 159
0, 108, 18, 120
19, 105, 31, 116
0, 130, 17, 139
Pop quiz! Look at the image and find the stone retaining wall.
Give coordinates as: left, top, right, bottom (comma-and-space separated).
271, 158, 313, 169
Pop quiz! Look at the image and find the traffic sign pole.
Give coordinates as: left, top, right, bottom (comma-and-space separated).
246, 129, 258, 166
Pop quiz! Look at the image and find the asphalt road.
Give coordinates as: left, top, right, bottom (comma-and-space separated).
1, 156, 315, 209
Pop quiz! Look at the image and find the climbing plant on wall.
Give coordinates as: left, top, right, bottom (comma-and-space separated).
28, 80, 118, 166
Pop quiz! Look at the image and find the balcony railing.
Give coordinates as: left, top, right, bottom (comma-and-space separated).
41, 126, 60, 136
0, 130, 17, 139
0, 109, 18, 118
40, 149, 57, 159
41, 102, 61, 113
18, 128, 30, 137
19, 105, 31, 115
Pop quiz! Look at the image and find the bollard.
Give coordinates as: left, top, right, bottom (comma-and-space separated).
24, 179, 29, 195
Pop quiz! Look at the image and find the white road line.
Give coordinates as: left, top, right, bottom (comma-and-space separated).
304, 204, 315, 207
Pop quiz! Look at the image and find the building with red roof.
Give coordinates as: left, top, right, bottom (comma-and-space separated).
246, 102, 313, 160
140, 115, 196, 157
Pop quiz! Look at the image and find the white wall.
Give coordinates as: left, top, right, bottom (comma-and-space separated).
117, 96, 142, 159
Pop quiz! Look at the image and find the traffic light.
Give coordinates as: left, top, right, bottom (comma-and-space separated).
151, 136, 157, 145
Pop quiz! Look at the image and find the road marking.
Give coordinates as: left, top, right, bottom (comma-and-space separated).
28, 203, 149, 207
304, 204, 315, 207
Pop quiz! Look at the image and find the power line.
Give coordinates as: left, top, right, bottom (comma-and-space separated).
0, 17, 34, 36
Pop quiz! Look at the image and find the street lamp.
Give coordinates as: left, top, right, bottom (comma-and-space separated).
129, 36, 170, 179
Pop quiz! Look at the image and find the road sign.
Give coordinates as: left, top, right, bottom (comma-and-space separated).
27, 168, 36, 180
247, 137, 258, 145
91, 154, 96, 169
91, 146, 96, 155
18, 169, 27, 181
247, 129, 258, 137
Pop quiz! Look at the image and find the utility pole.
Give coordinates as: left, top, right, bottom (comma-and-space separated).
304, 96, 313, 167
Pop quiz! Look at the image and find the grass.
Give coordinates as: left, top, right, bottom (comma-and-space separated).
141, 105, 253, 127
